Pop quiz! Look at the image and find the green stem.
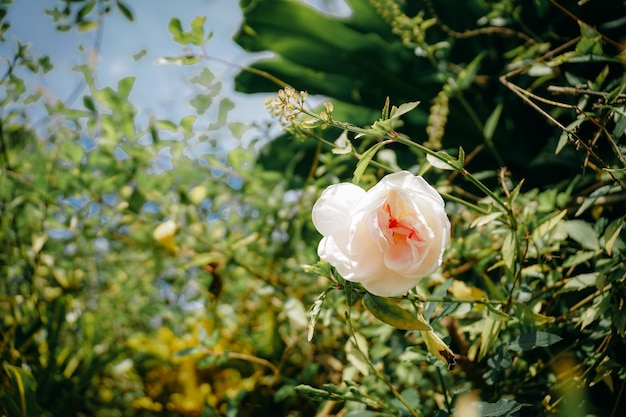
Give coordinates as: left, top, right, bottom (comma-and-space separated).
299, 101, 518, 223
413, 294, 509, 305
457, 95, 505, 167
346, 317, 421, 417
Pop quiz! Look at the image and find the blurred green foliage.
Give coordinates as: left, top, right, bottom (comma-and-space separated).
1, 0, 626, 416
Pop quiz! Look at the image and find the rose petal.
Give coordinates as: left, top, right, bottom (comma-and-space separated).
312, 183, 365, 236
360, 270, 420, 297
343, 219, 386, 282
312, 171, 450, 298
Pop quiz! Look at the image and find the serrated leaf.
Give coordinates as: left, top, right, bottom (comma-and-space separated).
363, 293, 431, 331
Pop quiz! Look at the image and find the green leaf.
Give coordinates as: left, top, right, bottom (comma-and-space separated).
307, 288, 332, 342
117, 76, 135, 100
168, 18, 185, 44
477, 316, 503, 361
455, 52, 485, 91
485, 303, 513, 321
352, 141, 385, 183
470, 212, 503, 228
476, 398, 528, 417
575, 184, 612, 217
132, 48, 147, 61
576, 22, 603, 55
531, 209, 567, 241
168, 16, 206, 46
562, 250, 597, 268
426, 151, 455, 170
294, 385, 337, 402
83, 95, 96, 112
76, 1, 95, 22
190, 94, 212, 114
184, 252, 224, 269
559, 273, 599, 293
59, 141, 84, 164
507, 331, 562, 352
155, 119, 177, 132
191, 67, 215, 86
362, 293, 432, 331
501, 231, 516, 271
604, 217, 624, 255
2, 363, 45, 417
483, 104, 502, 141
116, 0, 134, 21
564, 220, 600, 250
189, 16, 207, 45
389, 101, 420, 120
344, 411, 377, 417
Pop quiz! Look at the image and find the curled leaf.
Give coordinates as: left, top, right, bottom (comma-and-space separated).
423, 329, 456, 370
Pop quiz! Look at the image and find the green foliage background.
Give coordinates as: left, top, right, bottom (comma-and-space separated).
1, 0, 626, 416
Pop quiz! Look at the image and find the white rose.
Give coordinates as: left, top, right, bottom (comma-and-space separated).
312, 171, 450, 297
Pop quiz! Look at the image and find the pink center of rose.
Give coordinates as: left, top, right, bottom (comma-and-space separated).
382, 202, 423, 245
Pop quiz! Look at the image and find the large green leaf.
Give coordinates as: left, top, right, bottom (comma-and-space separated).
234, 0, 430, 104
363, 293, 432, 331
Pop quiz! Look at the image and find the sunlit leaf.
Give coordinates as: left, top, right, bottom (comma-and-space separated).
501, 231, 516, 271
564, 220, 600, 250
426, 152, 455, 170
531, 209, 567, 241
389, 101, 420, 120
559, 273, 599, 293
353, 141, 385, 184
471, 212, 503, 228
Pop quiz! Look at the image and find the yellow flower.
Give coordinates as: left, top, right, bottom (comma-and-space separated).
153, 219, 178, 253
